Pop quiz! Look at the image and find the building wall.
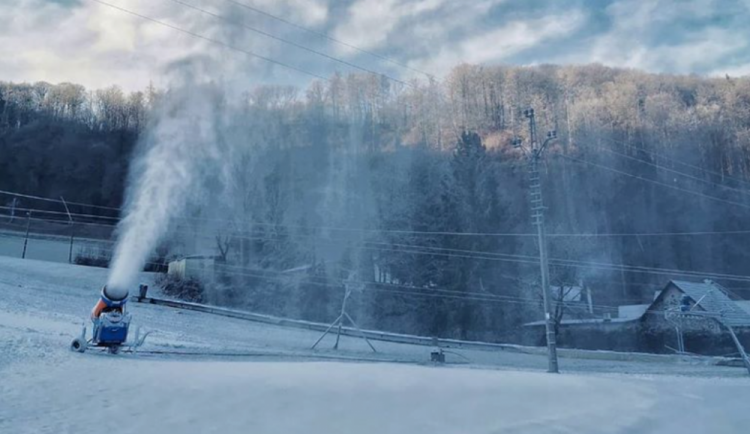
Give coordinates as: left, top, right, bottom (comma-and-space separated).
167, 257, 215, 281
167, 259, 187, 279
642, 285, 721, 334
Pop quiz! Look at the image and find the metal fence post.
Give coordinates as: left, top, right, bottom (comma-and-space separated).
21, 211, 31, 259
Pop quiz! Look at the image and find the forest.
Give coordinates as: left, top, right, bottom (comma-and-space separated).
3, 63, 750, 341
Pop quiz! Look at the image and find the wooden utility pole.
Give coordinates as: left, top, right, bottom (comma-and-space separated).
525, 107, 560, 373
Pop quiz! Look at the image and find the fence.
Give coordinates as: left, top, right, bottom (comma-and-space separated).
0, 217, 114, 264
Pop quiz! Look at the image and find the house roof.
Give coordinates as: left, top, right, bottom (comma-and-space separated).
669, 280, 750, 327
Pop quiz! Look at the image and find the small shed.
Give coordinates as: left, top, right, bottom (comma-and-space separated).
167, 255, 219, 281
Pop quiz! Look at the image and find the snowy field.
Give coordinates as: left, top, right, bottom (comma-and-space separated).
1, 256, 749, 433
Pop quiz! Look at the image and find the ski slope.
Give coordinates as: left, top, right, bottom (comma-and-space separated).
1, 256, 749, 434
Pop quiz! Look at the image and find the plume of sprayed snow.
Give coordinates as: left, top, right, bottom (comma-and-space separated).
106, 82, 225, 297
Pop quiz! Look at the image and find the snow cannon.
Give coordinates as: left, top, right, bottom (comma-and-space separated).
70, 285, 149, 354
103, 284, 129, 302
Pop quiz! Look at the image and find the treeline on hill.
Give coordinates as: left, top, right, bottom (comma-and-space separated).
2, 64, 750, 341
0, 82, 151, 210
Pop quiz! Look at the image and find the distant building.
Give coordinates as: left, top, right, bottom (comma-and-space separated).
641, 280, 750, 332
520, 279, 750, 355
167, 255, 219, 281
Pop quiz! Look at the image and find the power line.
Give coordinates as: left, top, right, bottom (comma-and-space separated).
548, 230, 750, 237
559, 153, 750, 210
368, 244, 750, 283
91, 0, 329, 81
135, 256, 626, 311
12, 189, 750, 239
216, 0, 433, 79
594, 143, 750, 198
8, 206, 750, 284
13, 200, 750, 239
131, 259, 750, 318
603, 137, 750, 189
7, 204, 750, 286
165, 0, 409, 87
8, 216, 748, 307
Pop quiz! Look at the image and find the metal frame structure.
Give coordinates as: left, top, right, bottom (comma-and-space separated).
311, 277, 377, 353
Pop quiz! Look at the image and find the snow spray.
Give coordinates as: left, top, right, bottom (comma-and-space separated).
106, 84, 225, 299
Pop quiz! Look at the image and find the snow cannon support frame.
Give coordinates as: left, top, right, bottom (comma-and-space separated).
70, 286, 150, 354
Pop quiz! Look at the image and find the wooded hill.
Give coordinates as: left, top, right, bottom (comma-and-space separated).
3, 64, 750, 339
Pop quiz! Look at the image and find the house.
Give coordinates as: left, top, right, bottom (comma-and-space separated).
519, 279, 750, 355
641, 280, 750, 331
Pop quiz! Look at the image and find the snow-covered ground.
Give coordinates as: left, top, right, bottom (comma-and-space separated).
1, 256, 749, 433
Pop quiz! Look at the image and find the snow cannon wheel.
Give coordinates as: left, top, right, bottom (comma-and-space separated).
70, 338, 86, 353
107, 345, 121, 355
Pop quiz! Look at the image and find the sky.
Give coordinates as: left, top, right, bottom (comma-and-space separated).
2, 0, 750, 91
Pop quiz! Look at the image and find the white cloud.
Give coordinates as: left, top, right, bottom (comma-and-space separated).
0, 1, 202, 90
332, 0, 447, 53
409, 0, 505, 43
410, 10, 587, 77
581, 0, 749, 74
1, 0, 749, 90
0, 0, 331, 91
248, 0, 329, 26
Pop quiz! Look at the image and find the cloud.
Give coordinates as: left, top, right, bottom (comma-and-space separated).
0, 1, 202, 90
332, 0, 447, 52
410, 10, 587, 77
1, 0, 750, 92
0, 0, 332, 91
577, 0, 750, 75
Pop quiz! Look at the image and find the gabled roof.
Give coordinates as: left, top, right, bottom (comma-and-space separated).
669, 280, 750, 328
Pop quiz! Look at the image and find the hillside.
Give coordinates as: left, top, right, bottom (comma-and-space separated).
3, 65, 750, 339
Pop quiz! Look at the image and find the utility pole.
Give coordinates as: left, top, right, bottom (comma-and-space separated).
22, 211, 31, 259
524, 107, 559, 373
